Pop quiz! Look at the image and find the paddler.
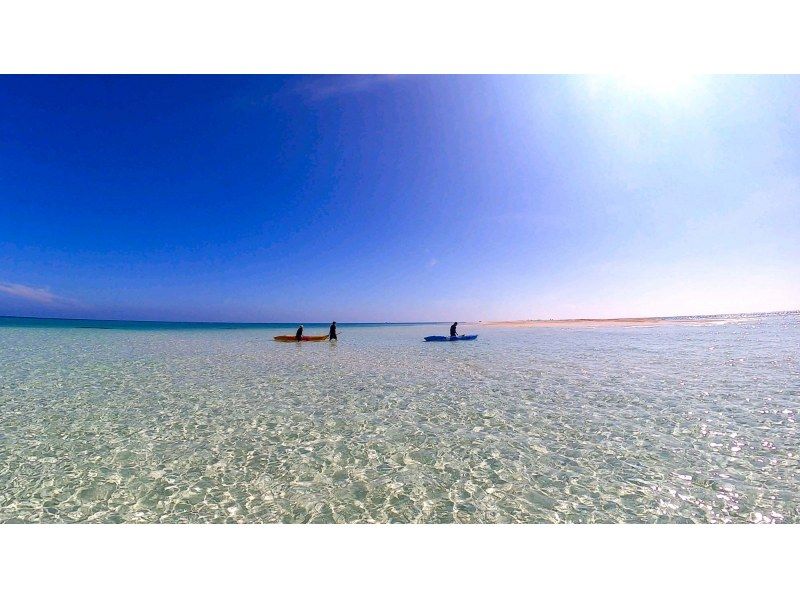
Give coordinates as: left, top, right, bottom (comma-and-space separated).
450, 322, 458, 337
329, 321, 337, 340
295, 324, 304, 341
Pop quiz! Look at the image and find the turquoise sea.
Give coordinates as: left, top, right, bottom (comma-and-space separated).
1, 314, 798, 523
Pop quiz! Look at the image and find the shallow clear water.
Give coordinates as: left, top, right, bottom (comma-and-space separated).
1, 315, 798, 523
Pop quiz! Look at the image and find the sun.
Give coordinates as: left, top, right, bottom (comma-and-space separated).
611, 73, 701, 97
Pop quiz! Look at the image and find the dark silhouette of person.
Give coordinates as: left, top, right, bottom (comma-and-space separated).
295, 324, 304, 341
450, 322, 458, 337
329, 321, 337, 340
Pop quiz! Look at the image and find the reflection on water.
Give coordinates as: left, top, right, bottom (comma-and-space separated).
0, 315, 798, 523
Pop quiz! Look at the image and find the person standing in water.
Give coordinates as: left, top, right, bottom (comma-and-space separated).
329, 321, 337, 340
295, 324, 304, 341
450, 322, 458, 337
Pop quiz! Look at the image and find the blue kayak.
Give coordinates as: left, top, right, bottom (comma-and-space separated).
424, 335, 478, 342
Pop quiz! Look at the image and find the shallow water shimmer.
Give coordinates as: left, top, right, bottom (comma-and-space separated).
1, 315, 798, 523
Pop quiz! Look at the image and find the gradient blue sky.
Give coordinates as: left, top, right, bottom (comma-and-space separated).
1, 75, 798, 322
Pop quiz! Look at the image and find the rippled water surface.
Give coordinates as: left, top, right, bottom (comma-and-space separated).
1, 315, 798, 523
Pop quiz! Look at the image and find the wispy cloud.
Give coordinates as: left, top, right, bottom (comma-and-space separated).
0, 282, 63, 304
290, 75, 402, 102
427, 258, 439, 268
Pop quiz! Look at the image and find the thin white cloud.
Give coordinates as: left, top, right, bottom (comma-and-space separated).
0, 282, 60, 304
291, 75, 402, 101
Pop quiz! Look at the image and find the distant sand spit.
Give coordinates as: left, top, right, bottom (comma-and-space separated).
473, 316, 752, 329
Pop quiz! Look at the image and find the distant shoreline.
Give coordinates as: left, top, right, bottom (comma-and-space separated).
475, 315, 761, 328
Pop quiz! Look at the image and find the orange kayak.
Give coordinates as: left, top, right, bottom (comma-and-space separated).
273, 334, 329, 342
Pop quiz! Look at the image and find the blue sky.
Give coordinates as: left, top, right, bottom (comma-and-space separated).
1, 75, 798, 322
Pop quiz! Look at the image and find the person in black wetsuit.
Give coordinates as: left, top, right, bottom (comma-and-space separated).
450, 322, 458, 337
295, 324, 304, 341
329, 321, 337, 340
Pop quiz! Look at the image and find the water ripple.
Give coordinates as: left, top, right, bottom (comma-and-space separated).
1, 317, 799, 523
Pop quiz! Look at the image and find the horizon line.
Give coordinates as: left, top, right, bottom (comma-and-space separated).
0, 314, 447, 326
1, 309, 798, 326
